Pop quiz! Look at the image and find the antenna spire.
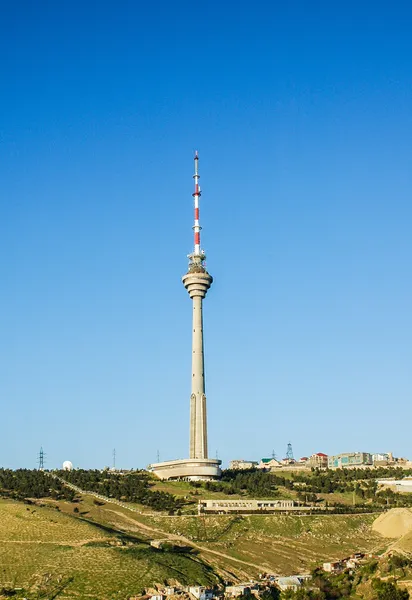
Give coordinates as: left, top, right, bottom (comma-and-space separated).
192, 151, 202, 257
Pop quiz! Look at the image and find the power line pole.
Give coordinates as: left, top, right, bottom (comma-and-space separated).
286, 442, 294, 462
38, 447, 45, 470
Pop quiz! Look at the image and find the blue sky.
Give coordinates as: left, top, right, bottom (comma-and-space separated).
1, 1, 411, 469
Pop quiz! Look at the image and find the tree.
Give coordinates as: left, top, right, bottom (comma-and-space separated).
373, 579, 409, 600
260, 586, 280, 600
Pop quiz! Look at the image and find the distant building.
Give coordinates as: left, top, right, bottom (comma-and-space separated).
281, 458, 296, 465
377, 478, 412, 493
276, 577, 303, 592
372, 453, 393, 465
258, 458, 282, 470
328, 452, 372, 469
229, 459, 258, 470
165, 587, 178, 596
308, 453, 328, 468
323, 561, 343, 573
199, 499, 295, 513
225, 585, 252, 598
389, 458, 412, 468
189, 587, 214, 600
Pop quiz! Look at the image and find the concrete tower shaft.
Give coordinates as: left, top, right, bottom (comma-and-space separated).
182, 270, 212, 459
146, 152, 221, 481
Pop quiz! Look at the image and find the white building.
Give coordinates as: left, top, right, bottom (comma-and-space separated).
377, 478, 412, 493
323, 562, 343, 573
199, 499, 295, 513
225, 584, 259, 598
276, 577, 303, 592
229, 459, 258, 470
189, 587, 214, 600
257, 458, 282, 470
372, 453, 393, 464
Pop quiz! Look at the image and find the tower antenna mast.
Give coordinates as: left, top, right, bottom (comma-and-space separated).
188, 151, 206, 270
193, 150, 202, 256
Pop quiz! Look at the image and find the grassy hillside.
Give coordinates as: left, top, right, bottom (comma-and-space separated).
39, 492, 388, 576
0, 499, 220, 600
0, 470, 400, 599
124, 511, 384, 575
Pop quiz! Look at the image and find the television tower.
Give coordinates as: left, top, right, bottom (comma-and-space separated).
147, 153, 221, 481
182, 152, 213, 460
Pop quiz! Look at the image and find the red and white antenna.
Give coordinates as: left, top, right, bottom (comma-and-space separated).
192, 151, 202, 256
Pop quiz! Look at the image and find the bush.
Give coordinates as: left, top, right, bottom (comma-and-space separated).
373, 579, 409, 600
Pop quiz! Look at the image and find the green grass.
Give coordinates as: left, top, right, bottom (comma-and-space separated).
135, 512, 384, 575
0, 499, 220, 599
151, 480, 245, 502
0, 487, 390, 597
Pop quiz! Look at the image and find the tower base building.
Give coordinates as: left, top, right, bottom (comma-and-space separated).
147, 153, 221, 481
148, 458, 221, 481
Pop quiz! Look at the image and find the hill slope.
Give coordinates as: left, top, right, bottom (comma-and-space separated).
0, 499, 220, 600
134, 512, 384, 574
68, 494, 385, 576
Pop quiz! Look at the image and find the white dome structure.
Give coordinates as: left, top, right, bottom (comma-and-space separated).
62, 460, 73, 471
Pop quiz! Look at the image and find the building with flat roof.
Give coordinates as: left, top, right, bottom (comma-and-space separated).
308, 453, 328, 468
372, 452, 393, 465
199, 499, 296, 513
377, 478, 412, 493
229, 459, 258, 470
276, 577, 304, 592
328, 452, 372, 469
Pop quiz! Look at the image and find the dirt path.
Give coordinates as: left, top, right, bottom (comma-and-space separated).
107, 508, 266, 572
50, 474, 265, 572
0, 537, 108, 547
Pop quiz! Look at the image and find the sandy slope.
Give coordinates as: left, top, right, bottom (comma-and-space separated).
373, 508, 412, 539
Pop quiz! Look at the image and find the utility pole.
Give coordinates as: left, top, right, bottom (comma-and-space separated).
38, 447, 45, 471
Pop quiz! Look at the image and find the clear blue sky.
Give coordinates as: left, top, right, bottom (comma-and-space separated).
1, 1, 411, 469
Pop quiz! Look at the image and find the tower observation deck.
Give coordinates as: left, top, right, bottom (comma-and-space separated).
148, 153, 221, 481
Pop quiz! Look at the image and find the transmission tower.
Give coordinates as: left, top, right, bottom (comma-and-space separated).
112, 448, 116, 471
286, 442, 294, 462
38, 447, 45, 470
271, 449, 277, 460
